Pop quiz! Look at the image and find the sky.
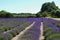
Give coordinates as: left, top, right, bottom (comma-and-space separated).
0, 0, 60, 13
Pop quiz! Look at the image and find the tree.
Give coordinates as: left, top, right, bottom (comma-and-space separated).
0, 10, 14, 18
51, 10, 60, 18
36, 1, 59, 18
41, 1, 58, 12
55, 10, 60, 18
5, 13, 13, 18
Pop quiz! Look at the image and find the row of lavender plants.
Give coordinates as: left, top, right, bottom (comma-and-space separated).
17, 18, 42, 40
1, 18, 60, 40
0, 18, 33, 40
48, 18, 60, 28
0, 18, 28, 33
43, 18, 60, 40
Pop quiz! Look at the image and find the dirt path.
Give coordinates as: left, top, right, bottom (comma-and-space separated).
39, 22, 44, 40
11, 21, 35, 40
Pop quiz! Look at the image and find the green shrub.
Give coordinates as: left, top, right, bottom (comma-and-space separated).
0, 35, 6, 40
46, 34, 60, 40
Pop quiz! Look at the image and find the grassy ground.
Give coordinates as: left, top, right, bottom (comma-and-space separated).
46, 17, 60, 20
51, 18, 60, 20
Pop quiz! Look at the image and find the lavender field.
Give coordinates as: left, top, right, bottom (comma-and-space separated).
0, 18, 60, 40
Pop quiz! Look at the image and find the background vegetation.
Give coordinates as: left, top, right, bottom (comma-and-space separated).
0, 1, 60, 18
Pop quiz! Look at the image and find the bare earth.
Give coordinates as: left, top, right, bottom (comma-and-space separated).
39, 22, 44, 40
11, 21, 35, 40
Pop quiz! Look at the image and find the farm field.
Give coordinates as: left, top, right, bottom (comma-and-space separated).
0, 18, 60, 40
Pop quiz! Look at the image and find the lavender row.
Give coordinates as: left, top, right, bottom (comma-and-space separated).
0, 18, 28, 33
0, 20, 32, 40
43, 18, 60, 40
43, 18, 60, 30
18, 18, 41, 40
47, 18, 60, 28
26, 18, 42, 23
43, 23, 60, 40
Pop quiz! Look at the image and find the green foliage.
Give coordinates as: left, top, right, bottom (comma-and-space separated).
41, 1, 58, 12
13, 13, 36, 18
55, 10, 60, 18
8, 31, 17, 37
46, 34, 60, 40
0, 10, 14, 18
36, 12, 41, 17
36, 1, 60, 18
36, 11, 51, 17
0, 36, 6, 40
5, 13, 13, 18
51, 10, 60, 18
